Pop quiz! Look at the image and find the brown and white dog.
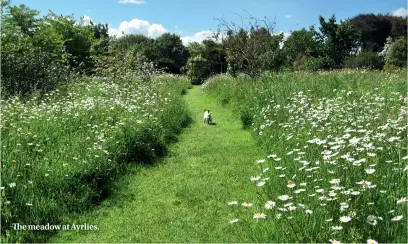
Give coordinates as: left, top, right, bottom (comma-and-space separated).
203, 109, 212, 124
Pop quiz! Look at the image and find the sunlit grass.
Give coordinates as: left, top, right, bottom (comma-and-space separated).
0, 75, 191, 243
203, 70, 407, 243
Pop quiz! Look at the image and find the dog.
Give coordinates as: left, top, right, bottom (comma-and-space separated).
203, 109, 213, 125
207, 110, 213, 124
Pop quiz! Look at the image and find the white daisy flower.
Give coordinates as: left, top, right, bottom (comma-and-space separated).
253, 213, 267, 219
230, 219, 239, 224
278, 195, 292, 201
391, 215, 403, 221
340, 216, 352, 223
228, 201, 238, 205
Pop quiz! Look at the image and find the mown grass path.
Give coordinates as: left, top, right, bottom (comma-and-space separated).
51, 85, 265, 243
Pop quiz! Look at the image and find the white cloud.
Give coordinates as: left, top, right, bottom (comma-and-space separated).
119, 0, 146, 4
81, 15, 92, 26
181, 30, 215, 45
392, 7, 408, 17
108, 19, 167, 38
285, 14, 292, 19
277, 31, 291, 49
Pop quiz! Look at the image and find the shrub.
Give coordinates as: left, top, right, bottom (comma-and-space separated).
1, 47, 70, 96
385, 38, 407, 68
302, 56, 325, 71
186, 55, 211, 85
345, 52, 385, 70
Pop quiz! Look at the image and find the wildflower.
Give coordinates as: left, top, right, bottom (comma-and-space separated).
250, 176, 261, 181
287, 183, 296, 188
288, 206, 297, 211
305, 209, 313, 214
397, 197, 408, 205
275, 214, 282, 219
339, 216, 352, 223
265, 201, 276, 209
325, 218, 333, 222
241, 202, 253, 207
365, 168, 375, 174
230, 219, 239, 224
256, 159, 265, 164
12, 160, 16, 163
8, 183, 16, 188
366, 215, 378, 226
367, 239, 378, 244
329, 179, 340, 184
329, 239, 342, 244
253, 213, 267, 219
257, 181, 266, 187
332, 226, 343, 230
391, 215, 403, 221
294, 189, 306, 194
228, 201, 238, 205
349, 137, 360, 145
26, 203, 33, 206
267, 154, 277, 158
263, 168, 269, 173
278, 195, 292, 201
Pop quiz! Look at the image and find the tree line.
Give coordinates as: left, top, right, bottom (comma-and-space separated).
1, 1, 407, 96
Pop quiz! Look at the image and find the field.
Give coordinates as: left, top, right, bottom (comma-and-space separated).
0, 75, 191, 242
1, 70, 407, 243
203, 70, 407, 243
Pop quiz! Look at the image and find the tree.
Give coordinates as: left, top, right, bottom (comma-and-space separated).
153, 33, 188, 74
217, 15, 283, 77
350, 14, 392, 52
318, 15, 359, 68
283, 27, 323, 67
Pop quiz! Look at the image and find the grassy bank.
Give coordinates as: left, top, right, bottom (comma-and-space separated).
203, 70, 407, 243
1, 75, 191, 243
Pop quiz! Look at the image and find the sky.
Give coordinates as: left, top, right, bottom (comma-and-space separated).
11, 0, 408, 45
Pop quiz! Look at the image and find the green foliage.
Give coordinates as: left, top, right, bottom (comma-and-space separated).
203, 71, 407, 243
186, 55, 211, 84
302, 56, 325, 71
283, 27, 322, 67
1, 4, 69, 96
345, 52, 385, 70
351, 14, 393, 52
154, 33, 189, 74
1, 76, 191, 243
186, 39, 227, 84
223, 27, 283, 77
385, 38, 407, 68
318, 15, 359, 68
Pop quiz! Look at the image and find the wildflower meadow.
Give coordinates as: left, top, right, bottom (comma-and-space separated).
203, 70, 407, 243
0, 75, 191, 242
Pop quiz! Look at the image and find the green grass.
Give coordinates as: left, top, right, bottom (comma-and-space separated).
1, 75, 191, 243
49, 85, 267, 242
203, 70, 407, 243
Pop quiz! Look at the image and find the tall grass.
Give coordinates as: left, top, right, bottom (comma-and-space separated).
0, 75, 191, 243
203, 70, 407, 243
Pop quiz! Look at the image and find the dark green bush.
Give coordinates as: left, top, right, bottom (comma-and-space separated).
1, 48, 69, 96
345, 52, 384, 70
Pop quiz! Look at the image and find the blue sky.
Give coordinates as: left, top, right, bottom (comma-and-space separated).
12, 0, 408, 44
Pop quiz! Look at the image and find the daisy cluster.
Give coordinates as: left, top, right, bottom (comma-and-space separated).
228, 88, 407, 242
0, 75, 190, 241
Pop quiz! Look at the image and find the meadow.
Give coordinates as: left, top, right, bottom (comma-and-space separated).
203, 70, 407, 243
0, 75, 191, 243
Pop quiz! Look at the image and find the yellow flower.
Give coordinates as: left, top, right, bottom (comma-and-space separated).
12, 160, 17, 163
